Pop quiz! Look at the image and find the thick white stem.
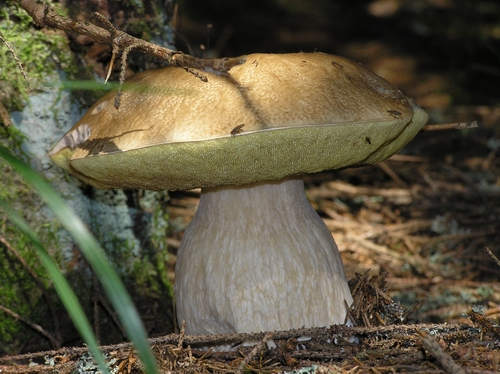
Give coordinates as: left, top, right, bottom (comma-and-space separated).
175, 177, 353, 335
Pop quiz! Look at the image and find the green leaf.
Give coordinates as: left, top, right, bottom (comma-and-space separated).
0, 200, 111, 374
0, 145, 158, 374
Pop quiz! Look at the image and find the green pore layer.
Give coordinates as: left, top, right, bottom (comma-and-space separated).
68, 106, 428, 191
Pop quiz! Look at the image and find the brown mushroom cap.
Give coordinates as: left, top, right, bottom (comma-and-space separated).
49, 52, 428, 190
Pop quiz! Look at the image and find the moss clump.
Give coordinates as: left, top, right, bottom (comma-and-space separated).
0, 1, 76, 111
0, 143, 63, 354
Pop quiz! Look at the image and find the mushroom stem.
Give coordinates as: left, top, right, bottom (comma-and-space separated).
175, 176, 353, 335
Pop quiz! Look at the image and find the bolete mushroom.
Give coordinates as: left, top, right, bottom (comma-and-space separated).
49, 53, 428, 335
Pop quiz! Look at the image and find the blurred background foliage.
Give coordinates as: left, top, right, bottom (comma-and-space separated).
177, 0, 500, 107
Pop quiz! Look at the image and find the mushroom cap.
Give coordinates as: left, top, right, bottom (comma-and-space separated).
49, 52, 428, 190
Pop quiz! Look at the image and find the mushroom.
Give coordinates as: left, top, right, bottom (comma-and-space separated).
49, 53, 428, 335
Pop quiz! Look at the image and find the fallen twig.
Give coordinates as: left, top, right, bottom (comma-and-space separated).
377, 161, 409, 189
0, 323, 485, 373
468, 309, 500, 339
420, 121, 478, 132
417, 330, 466, 374
0, 305, 60, 350
484, 247, 500, 268
237, 332, 273, 373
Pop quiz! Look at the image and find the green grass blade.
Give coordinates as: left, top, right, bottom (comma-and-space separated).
0, 200, 111, 374
0, 145, 158, 373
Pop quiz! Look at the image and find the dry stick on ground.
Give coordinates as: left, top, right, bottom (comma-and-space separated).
484, 247, 500, 268
420, 121, 478, 131
377, 161, 409, 189
177, 320, 186, 349
237, 332, 273, 373
14, 0, 246, 77
0, 305, 60, 350
468, 308, 500, 339
378, 121, 478, 189
0, 323, 487, 372
416, 330, 466, 374
0, 235, 62, 348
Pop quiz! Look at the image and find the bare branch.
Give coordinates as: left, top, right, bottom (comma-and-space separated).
14, 0, 246, 75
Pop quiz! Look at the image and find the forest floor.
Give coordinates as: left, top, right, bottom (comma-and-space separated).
2, 118, 498, 373
1, 0, 500, 372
